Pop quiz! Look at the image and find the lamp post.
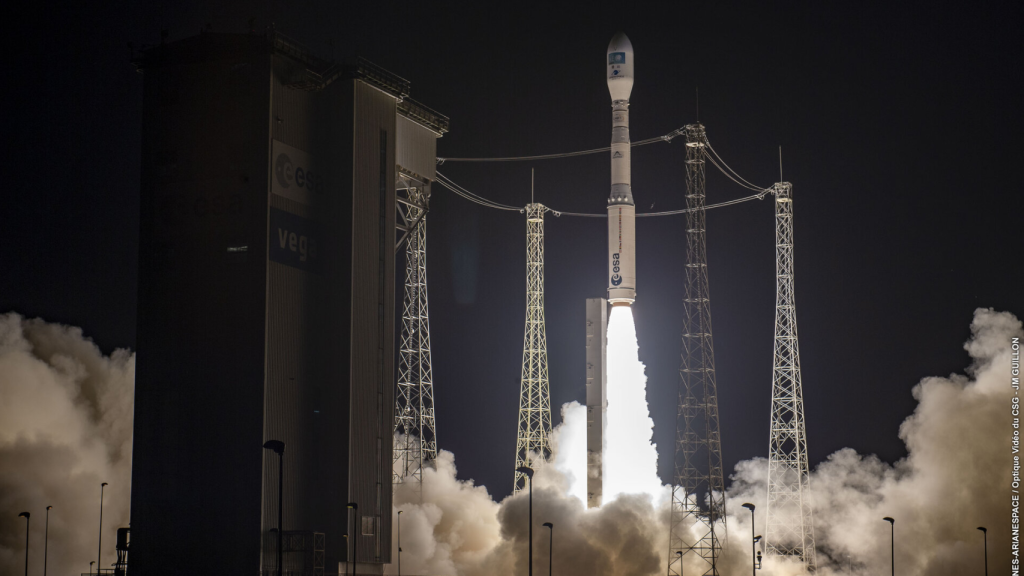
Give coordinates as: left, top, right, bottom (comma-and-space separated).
741, 504, 756, 576
342, 534, 348, 576
542, 522, 553, 576
347, 502, 359, 576
90, 561, 95, 576
263, 440, 285, 576
98, 482, 108, 574
18, 512, 30, 576
397, 510, 404, 576
516, 466, 535, 576
675, 550, 682, 575
44, 506, 52, 576
754, 536, 762, 570
882, 517, 894, 576
977, 527, 988, 576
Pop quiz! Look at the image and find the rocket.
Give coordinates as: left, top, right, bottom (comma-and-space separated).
607, 33, 636, 306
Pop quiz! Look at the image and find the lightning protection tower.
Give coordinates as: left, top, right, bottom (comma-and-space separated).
394, 176, 438, 487
764, 181, 816, 570
668, 123, 727, 576
513, 202, 554, 493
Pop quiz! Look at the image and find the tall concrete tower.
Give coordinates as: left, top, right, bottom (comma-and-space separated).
130, 31, 446, 576
764, 182, 817, 570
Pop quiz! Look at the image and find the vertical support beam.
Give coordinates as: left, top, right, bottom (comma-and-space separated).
514, 203, 554, 493
764, 182, 816, 570
394, 180, 438, 490
669, 123, 726, 576
585, 298, 608, 508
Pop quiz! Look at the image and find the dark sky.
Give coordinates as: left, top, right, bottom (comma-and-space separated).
4, 2, 1022, 501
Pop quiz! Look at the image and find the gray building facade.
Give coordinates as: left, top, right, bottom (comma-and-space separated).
130, 31, 443, 575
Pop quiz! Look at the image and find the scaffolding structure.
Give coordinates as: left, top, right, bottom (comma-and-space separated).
764, 182, 816, 570
513, 203, 554, 493
393, 177, 438, 486
668, 124, 727, 576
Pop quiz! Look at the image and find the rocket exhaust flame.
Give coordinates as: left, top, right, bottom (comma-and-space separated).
603, 306, 665, 502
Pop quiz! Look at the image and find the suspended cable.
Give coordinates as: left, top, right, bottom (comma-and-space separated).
702, 137, 768, 192
436, 170, 770, 217
435, 172, 522, 211
552, 192, 766, 218
436, 128, 685, 163
705, 153, 765, 193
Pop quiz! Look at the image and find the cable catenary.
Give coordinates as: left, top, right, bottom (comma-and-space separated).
436, 128, 686, 163
436, 172, 769, 217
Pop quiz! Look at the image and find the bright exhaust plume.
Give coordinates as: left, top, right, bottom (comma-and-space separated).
603, 305, 665, 503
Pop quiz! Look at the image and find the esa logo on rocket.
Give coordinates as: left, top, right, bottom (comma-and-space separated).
611, 253, 622, 285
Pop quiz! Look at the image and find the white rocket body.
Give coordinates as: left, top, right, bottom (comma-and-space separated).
607, 33, 636, 305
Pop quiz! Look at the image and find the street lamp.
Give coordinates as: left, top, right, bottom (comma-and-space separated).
516, 466, 535, 576
89, 561, 95, 575
542, 522, 553, 576
18, 512, 30, 576
347, 502, 359, 576
341, 534, 348, 576
674, 550, 682, 574
44, 506, 52, 576
754, 536, 762, 570
741, 503, 756, 576
397, 510, 403, 576
263, 440, 285, 576
882, 517, 894, 576
98, 482, 108, 574
977, 527, 988, 576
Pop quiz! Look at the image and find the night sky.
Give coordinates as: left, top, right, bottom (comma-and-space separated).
4, 2, 1022, 501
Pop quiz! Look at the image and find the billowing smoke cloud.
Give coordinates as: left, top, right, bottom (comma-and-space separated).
2, 308, 1015, 575
0, 313, 134, 576
391, 308, 1017, 576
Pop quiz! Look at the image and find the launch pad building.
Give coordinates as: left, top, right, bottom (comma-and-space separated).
130, 31, 446, 575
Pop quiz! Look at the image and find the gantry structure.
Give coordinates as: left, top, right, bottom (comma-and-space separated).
393, 173, 438, 487
668, 124, 727, 576
764, 181, 816, 570
513, 202, 554, 493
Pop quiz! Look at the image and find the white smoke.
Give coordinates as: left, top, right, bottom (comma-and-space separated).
0, 313, 134, 576
2, 307, 1015, 576
386, 307, 1017, 575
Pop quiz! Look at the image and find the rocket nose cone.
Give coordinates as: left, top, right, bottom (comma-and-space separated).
608, 32, 633, 54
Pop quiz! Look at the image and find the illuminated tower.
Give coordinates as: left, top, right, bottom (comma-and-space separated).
513, 203, 554, 493
393, 176, 438, 486
668, 123, 727, 576
764, 181, 816, 570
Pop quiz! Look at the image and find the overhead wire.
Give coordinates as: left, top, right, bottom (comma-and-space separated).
703, 136, 768, 192
436, 128, 686, 163
551, 192, 767, 218
435, 172, 522, 211
435, 171, 768, 218
435, 132, 775, 216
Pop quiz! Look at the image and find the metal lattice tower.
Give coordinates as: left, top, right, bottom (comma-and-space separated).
668, 124, 727, 576
513, 203, 554, 493
764, 182, 816, 570
394, 177, 438, 486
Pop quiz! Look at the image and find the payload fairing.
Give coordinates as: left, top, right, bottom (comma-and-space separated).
607, 33, 636, 306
